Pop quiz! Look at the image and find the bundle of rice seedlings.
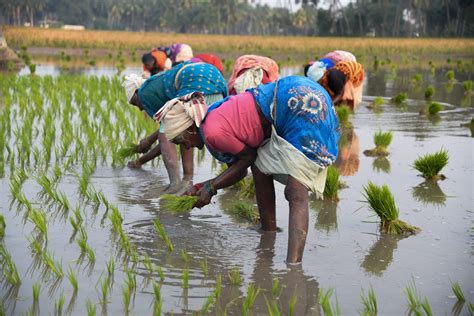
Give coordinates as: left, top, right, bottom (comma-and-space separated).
366, 96, 384, 110
445, 70, 455, 81
362, 182, 420, 235
239, 176, 256, 198
363, 130, 393, 157
232, 202, 260, 223
160, 194, 199, 213
410, 73, 422, 85
413, 149, 449, 180
391, 92, 407, 105
323, 166, 341, 201
451, 282, 465, 302
428, 102, 443, 115
462, 80, 472, 95
336, 105, 351, 129
424, 85, 435, 100
117, 142, 140, 159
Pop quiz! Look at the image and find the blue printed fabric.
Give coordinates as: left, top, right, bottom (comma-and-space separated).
249, 76, 340, 167
138, 62, 228, 118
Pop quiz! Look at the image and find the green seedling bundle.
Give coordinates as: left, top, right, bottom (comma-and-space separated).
160, 194, 199, 213
413, 149, 449, 180
364, 130, 393, 157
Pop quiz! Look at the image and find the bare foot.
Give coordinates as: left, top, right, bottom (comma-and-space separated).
164, 182, 182, 194
127, 160, 142, 169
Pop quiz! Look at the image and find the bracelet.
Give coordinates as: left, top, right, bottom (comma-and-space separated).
204, 182, 217, 196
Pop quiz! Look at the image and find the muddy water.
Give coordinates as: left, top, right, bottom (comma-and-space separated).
1, 63, 473, 315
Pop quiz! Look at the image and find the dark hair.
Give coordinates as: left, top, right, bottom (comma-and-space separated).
303, 63, 311, 77
142, 53, 155, 65
326, 69, 347, 97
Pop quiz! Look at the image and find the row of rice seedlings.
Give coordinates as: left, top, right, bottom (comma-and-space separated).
319, 288, 340, 316
242, 283, 261, 315
159, 194, 199, 213
363, 182, 420, 235
153, 218, 174, 252
0, 244, 21, 286
323, 166, 342, 201
413, 149, 449, 181
232, 202, 260, 223
363, 130, 393, 157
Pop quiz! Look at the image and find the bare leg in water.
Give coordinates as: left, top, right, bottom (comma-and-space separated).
251, 164, 277, 231
158, 132, 181, 193
180, 145, 194, 188
284, 176, 309, 264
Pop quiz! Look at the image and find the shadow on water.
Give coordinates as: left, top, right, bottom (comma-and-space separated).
411, 180, 447, 207
311, 198, 338, 233
334, 128, 360, 177
372, 157, 391, 174
360, 233, 409, 277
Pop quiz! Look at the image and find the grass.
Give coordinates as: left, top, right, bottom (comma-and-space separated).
360, 287, 377, 316
228, 267, 242, 285
413, 149, 449, 180
336, 105, 351, 128
424, 85, 435, 99
428, 102, 443, 115
160, 194, 199, 213
391, 92, 408, 105
324, 166, 341, 201
153, 218, 174, 252
451, 282, 465, 302
362, 182, 420, 235
231, 202, 260, 223
319, 288, 340, 316
242, 284, 261, 315
364, 130, 393, 157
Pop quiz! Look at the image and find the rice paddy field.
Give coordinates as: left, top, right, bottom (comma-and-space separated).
0, 38, 473, 315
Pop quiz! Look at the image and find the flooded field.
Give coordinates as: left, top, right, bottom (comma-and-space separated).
0, 60, 473, 315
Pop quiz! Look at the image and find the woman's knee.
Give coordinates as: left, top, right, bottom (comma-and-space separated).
284, 180, 308, 205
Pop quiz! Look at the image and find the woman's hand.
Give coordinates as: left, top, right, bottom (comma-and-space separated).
194, 187, 212, 208
184, 183, 203, 196
127, 160, 142, 169
136, 138, 152, 153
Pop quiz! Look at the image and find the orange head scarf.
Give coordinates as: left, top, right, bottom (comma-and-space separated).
333, 61, 364, 88
150, 49, 171, 71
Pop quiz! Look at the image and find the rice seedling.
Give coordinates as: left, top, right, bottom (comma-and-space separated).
142, 253, 154, 275
410, 73, 422, 85
391, 92, 407, 105
366, 96, 384, 110
0, 215, 5, 239
159, 194, 199, 213
0, 245, 21, 286
451, 282, 465, 302
405, 280, 422, 315
86, 299, 96, 316
54, 291, 65, 315
264, 295, 281, 316
363, 130, 393, 157
428, 102, 443, 115
289, 290, 298, 316
32, 282, 40, 303
228, 267, 242, 285
150, 282, 162, 316
202, 292, 216, 313
336, 105, 351, 128
28, 209, 48, 241
462, 80, 472, 95
182, 267, 189, 289
231, 202, 260, 223
117, 142, 140, 159
324, 166, 341, 201
360, 287, 377, 316
42, 250, 63, 278
69, 206, 83, 233
319, 288, 340, 316
100, 274, 110, 304
180, 249, 190, 265
421, 297, 433, 316
122, 285, 131, 312
468, 303, 473, 315
106, 256, 115, 280
238, 176, 256, 198
153, 218, 173, 252
66, 267, 78, 292
272, 278, 281, 297
200, 257, 208, 277
242, 284, 261, 315
362, 182, 420, 235
445, 70, 455, 81
413, 149, 449, 180
156, 265, 165, 281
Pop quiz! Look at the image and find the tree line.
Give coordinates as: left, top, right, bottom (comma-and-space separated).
0, 0, 472, 37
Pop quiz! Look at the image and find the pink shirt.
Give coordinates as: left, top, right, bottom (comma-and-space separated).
201, 92, 264, 155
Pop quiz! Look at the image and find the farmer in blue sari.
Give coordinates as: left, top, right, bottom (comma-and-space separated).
122, 61, 227, 193
155, 61, 364, 263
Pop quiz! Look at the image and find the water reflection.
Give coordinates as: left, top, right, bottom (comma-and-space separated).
334, 128, 359, 176
249, 232, 320, 316
411, 181, 447, 207
361, 233, 408, 277
311, 198, 338, 233
372, 157, 391, 174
